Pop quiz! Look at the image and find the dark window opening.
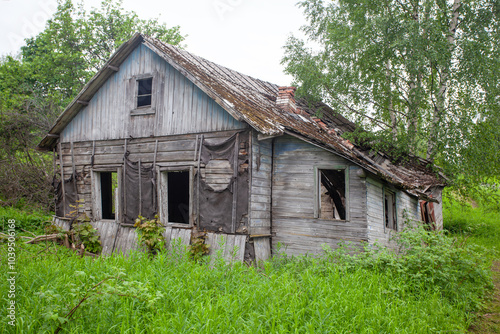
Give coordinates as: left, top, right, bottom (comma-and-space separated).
319, 169, 346, 220
101, 172, 117, 220
385, 191, 397, 230
137, 77, 153, 108
167, 171, 190, 224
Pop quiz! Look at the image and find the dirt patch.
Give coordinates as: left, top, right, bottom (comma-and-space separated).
469, 261, 500, 333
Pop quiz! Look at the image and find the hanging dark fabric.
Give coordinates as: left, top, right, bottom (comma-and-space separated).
197, 131, 249, 233
53, 174, 77, 218
123, 157, 156, 225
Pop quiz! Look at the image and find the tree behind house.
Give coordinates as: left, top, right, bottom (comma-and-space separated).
0, 0, 185, 209
282, 0, 500, 200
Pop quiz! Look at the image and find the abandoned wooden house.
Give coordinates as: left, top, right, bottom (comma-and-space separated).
38, 33, 446, 261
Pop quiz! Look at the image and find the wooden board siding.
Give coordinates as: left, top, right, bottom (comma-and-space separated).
271, 135, 368, 257
249, 131, 272, 261
60, 44, 246, 143
205, 233, 246, 263
57, 130, 246, 256
366, 178, 420, 247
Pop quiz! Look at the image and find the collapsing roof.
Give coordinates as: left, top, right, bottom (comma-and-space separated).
38, 33, 446, 198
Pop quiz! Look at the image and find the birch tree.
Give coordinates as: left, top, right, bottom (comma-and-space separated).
283, 0, 500, 195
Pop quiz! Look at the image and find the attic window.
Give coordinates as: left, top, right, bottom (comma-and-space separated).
137, 77, 153, 108
316, 168, 347, 220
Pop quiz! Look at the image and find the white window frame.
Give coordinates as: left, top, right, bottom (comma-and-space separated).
91, 167, 122, 223
158, 166, 194, 227
313, 165, 349, 221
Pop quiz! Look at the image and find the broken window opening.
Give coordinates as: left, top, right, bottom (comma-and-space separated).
319, 169, 346, 220
384, 190, 397, 230
167, 171, 190, 224
100, 171, 118, 220
420, 201, 436, 230
137, 77, 153, 108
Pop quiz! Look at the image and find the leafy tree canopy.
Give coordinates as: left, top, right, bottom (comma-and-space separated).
0, 0, 185, 208
283, 0, 500, 200
21, 0, 185, 108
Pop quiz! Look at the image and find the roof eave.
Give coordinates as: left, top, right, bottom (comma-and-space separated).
37, 33, 145, 150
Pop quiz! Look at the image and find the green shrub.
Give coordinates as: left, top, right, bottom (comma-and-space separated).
72, 217, 102, 254
0, 205, 52, 233
323, 221, 494, 312
134, 215, 165, 254
0, 241, 484, 333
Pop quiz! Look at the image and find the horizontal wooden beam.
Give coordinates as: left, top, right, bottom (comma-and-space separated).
77, 100, 89, 106
107, 65, 119, 71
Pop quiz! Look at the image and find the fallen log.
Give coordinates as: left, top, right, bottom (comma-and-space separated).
25, 234, 60, 244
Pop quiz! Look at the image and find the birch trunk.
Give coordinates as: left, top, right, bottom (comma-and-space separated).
427, 0, 461, 161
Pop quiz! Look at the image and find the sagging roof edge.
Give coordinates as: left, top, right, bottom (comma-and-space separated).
283, 130, 445, 202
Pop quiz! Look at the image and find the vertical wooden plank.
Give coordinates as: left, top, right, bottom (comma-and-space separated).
159, 171, 168, 224
231, 133, 239, 233
138, 159, 142, 216
163, 225, 173, 249
58, 143, 66, 216
223, 234, 236, 261
153, 141, 158, 212
196, 135, 203, 225
235, 235, 246, 262
180, 229, 191, 245
70, 141, 78, 207
189, 166, 194, 225
253, 237, 271, 262
169, 228, 180, 250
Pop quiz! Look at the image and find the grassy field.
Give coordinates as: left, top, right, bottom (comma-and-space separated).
0, 196, 498, 333
443, 194, 500, 333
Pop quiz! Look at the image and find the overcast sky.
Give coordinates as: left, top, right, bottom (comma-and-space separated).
0, 0, 307, 85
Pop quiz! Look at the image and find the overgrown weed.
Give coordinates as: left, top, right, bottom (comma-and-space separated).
0, 222, 493, 333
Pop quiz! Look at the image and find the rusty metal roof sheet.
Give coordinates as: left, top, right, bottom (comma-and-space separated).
38, 34, 446, 194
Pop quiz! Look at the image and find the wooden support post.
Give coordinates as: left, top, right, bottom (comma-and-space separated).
196, 134, 204, 226
123, 138, 128, 218
153, 140, 158, 212
58, 143, 66, 217
138, 159, 142, 217
91, 140, 95, 167
194, 135, 199, 161
70, 142, 78, 206
231, 133, 239, 233
53, 148, 57, 213
113, 138, 127, 253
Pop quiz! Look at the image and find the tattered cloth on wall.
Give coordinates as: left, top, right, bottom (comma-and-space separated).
53, 174, 78, 218
123, 158, 156, 225
198, 131, 249, 234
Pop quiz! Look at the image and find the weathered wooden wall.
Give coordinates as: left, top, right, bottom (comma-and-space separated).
366, 177, 420, 247
249, 131, 272, 261
57, 129, 250, 259
60, 44, 246, 143
55, 217, 245, 261
270, 135, 368, 256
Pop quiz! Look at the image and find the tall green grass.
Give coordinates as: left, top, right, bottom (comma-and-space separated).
443, 193, 500, 253
0, 205, 52, 233
0, 222, 493, 334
